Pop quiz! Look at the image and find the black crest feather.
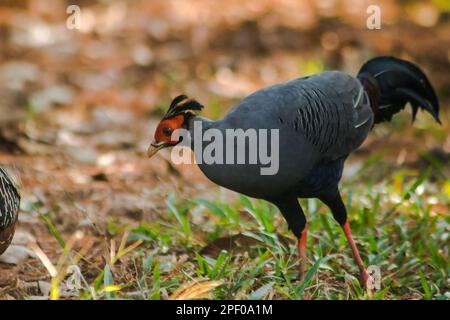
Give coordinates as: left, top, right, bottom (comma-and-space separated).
164, 94, 204, 119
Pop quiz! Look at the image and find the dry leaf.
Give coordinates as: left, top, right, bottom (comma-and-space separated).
169, 280, 224, 300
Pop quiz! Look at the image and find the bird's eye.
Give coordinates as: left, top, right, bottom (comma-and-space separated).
162, 127, 173, 136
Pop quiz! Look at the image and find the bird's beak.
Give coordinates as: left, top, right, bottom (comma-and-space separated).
147, 141, 169, 158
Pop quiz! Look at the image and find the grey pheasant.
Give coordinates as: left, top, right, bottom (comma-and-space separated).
147, 56, 440, 288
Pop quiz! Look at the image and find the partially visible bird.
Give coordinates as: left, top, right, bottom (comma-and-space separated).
0, 167, 20, 256
147, 56, 440, 288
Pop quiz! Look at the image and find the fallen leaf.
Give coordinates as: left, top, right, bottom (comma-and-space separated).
169, 280, 224, 300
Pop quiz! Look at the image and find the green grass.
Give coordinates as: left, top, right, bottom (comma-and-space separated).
30, 114, 449, 300
33, 155, 449, 300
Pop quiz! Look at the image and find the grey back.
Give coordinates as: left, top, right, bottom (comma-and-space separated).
190, 71, 374, 198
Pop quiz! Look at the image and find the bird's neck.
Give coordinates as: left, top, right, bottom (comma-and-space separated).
187, 115, 216, 149
186, 115, 225, 183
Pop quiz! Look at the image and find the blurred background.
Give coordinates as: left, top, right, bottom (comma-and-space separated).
0, 0, 448, 300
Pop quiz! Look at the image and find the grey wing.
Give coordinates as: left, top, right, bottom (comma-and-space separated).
223, 71, 374, 163
276, 71, 374, 161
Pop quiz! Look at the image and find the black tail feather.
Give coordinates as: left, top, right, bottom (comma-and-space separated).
358, 56, 441, 124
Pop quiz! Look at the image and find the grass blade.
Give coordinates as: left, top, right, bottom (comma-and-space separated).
294, 258, 322, 299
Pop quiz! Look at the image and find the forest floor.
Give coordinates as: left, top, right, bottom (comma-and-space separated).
0, 0, 448, 300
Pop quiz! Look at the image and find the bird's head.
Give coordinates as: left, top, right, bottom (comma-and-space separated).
147, 95, 203, 158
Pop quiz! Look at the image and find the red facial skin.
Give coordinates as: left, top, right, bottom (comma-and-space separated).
154, 114, 185, 144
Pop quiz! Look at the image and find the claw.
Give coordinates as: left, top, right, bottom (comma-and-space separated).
360, 270, 375, 297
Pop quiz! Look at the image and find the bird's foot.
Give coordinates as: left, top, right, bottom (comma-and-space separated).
360, 269, 375, 297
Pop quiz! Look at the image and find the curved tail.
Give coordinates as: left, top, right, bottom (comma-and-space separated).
357, 56, 440, 124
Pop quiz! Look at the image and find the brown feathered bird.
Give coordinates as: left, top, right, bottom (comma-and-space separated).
0, 167, 20, 256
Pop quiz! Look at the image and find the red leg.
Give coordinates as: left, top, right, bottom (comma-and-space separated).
297, 225, 308, 280
342, 221, 373, 289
